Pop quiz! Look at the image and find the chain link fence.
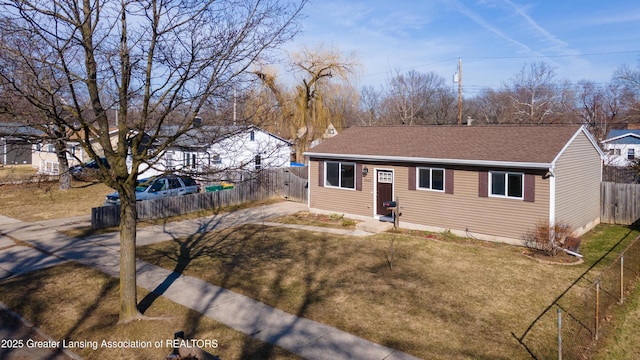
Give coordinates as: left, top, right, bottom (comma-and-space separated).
513, 234, 640, 359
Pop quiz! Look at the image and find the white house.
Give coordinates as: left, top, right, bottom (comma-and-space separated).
601, 129, 640, 167
156, 125, 292, 180
32, 140, 85, 174
32, 128, 122, 175
31, 124, 292, 180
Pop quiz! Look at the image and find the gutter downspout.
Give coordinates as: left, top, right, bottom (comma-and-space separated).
307, 161, 311, 210
548, 167, 556, 239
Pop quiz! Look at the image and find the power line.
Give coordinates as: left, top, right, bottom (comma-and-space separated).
464, 50, 640, 60
360, 50, 640, 80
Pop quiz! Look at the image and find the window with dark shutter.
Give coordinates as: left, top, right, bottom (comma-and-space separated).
489, 171, 524, 199
323, 161, 356, 190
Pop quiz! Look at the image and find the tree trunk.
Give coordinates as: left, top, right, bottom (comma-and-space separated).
117, 183, 143, 323
54, 139, 71, 190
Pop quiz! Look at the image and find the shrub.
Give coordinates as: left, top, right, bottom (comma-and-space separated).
329, 213, 344, 221
522, 221, 573, 257
341, 218, 356, 227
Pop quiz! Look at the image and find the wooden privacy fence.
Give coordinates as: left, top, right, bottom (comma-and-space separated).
91, 167, 308, 229
601, 182, 640, 225
255, 166, 308, 203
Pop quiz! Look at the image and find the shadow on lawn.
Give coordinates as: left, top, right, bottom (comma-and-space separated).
136, 207, 334, 359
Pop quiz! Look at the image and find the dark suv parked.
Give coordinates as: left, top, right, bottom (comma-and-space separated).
70, 157, 110, 180
104, 175, 200, 206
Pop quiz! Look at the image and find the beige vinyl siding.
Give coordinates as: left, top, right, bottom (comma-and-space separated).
554, 131, 602, 234
310, 159, 551, 240
398, 167, 549, 240
309, 160, 374, 217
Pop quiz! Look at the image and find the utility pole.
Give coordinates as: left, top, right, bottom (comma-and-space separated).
457, 57, 462, 126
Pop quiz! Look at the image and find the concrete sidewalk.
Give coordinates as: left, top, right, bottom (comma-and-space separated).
0, 203, 419, 360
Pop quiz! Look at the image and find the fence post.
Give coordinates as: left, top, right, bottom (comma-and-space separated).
557, 306, 562, 360
620, 254, 625, 305
595, 280, 600, 341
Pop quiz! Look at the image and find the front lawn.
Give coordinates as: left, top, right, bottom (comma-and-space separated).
138, 223, 638, 359
0, 180, 112, 221
0, 262, 300, 360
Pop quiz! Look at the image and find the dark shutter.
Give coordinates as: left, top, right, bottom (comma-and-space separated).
479, 171, 488, 197
318, 161, 324, 187
355, 163, 363, 191
408, 167, 416, 190
445, 169, 454, 194
524, 174, 535, 202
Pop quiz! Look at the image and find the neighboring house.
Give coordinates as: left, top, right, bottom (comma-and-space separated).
157, 125, 292, 180
33, 128, 153, 175
32, 138, 84, 174
310, 122, 339, 148
304, 125, 604, 245
31, 124, 292, 178
0, 123, 43, 165
601, 129, 640, 167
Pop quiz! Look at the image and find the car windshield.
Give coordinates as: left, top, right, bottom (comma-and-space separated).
135, 178, 153, 192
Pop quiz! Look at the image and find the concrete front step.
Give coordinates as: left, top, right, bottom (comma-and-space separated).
356, 220, 394, 234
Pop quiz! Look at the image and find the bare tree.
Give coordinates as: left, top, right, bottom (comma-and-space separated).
357, 85, 382, 126
614, 62, 640, 123
255, 46, 358, 162
0, 22, 78, 189
575, 80, 611, 140
323, 81, 360, 131
0, 0, 305, 323
508, 62, 560, 124
467, 87, 514, 124
382, 69, 454, 125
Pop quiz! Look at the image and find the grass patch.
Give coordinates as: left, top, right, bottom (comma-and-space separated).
271, 211, 359, 229
592, 277, 640, 359
0, 164, 38, 182
136, 223, 637, 359
0, 181, 112, 221
579, 224, 639, 268
0, 262, 300, 360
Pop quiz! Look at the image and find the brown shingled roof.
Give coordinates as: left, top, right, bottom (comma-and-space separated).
305, 125, 586, 166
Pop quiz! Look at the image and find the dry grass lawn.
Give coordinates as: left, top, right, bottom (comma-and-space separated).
1, 170, 638, 358
136, 223, 637, 359
0, 164, 38, 182
271, 211, 358, 229
0, 180, 112, 221
0, 262, 301, 360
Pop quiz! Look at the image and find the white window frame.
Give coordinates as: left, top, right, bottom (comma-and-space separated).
211, 154, 221, 164
377, 171, 393, 183
628, 148, 635, 160
324, 161, 356, 190
254, 154, 262, 170
489, 171, 524, 200
417, 167, 445, 192
183, 152, 198, 169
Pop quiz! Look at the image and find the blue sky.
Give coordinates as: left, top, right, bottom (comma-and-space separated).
283, 0, 640, 95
